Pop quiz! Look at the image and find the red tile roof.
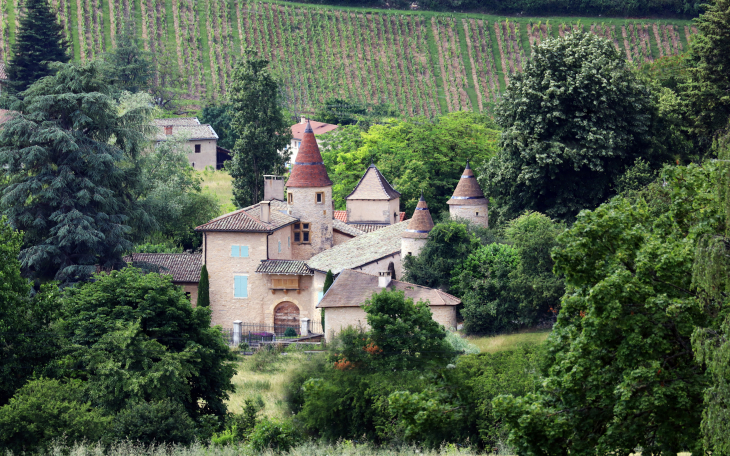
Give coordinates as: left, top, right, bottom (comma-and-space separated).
196, 201, 297, 232
403, 194, 434, 239
291, 119, 337, 140
447, 160, 488, 206
124, 253, 202, 283
285, 121, 333, 188
0, 62, 6, 81
399, 212, 407, 222
333, 210, 347, 222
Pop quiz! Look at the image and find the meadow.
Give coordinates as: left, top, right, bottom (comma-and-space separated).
0, 0, 695, 116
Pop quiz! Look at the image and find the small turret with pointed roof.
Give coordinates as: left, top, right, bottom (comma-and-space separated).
401, 191, 433, 258
346, 162, 401, 225
285, 121, 333, 188
447, 160, 488, 227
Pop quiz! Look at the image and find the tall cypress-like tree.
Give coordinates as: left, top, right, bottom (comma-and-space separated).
0, 61, 153, 283
227, 48, 291, 208
321, 270, 334, 331
6, 0, 69, 93
197, 264, 210, 307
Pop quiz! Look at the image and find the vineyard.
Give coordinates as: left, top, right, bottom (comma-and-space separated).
0, 0, 696, 116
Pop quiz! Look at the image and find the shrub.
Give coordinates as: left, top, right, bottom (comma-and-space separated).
283, 353, 328, 414
445, 331, 480, 355
108, 399, 198, 445
284, 327, 298, 338
248, 417, 301, 451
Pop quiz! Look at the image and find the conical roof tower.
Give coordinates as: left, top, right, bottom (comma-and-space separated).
447, 160, 488, 227
403, 192, 434, 239
285, 121, 333, 188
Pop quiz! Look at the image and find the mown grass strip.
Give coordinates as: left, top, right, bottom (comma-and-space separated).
489, 19, 505, 93
197, 0, 214, 98
164, 0, 176, 52
101, 0, 112, 51
456, 20, 478, 112
69, 0, 81, 60
425, 19, 448, 114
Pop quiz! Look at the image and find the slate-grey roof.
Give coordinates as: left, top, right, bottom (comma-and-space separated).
124, 253, 202, 283
307, 221, 408, 274
196, 202, 298, 233
348, 223, 389, 233
255, 260, 314, 275
318, 269, 461, 309
346, 164, 400, 201
152, 117, 218, 141
333, 219, 365, 237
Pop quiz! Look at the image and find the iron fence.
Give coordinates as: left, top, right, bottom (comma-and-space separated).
220, 320, 324, 346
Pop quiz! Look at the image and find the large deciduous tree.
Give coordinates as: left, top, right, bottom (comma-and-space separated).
227, 49, 291, 208
103, 19, 153, 94
483, 31, 659, 223
494, 164, 719, 454
5, 0, 69, 93
0, 61, 152, 283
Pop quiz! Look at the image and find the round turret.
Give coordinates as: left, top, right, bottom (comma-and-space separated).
447, 160, 488, 227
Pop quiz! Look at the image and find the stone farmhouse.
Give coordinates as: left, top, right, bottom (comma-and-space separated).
287, 117, 337, 169
132, 121, 489, 338
152, 117, 231, 171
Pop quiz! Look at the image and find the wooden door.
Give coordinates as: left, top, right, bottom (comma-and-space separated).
274, 302, 300, 330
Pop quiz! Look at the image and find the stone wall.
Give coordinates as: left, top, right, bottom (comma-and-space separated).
288, 186, 333, 260
186, 139, 217, 170
450, 204, 489, 228
182, 283, 199, 307
323, 304, 457, 339
352, 253, 402, 280
401, 237, 427, 260
430, 305, 458, 330
333, 230, 354, 246
346, 199, 401, 225
267, 225, 293, 260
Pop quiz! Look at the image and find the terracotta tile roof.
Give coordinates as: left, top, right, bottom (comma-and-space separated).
0, 62, 6, 80
307, 221, 408, 274
399, 212, 407, 222
152, 117, 218, 141
255, 260, 313, 275
447, 160, 488, 206
333, 219, 365, 237
346, 164, 400, 201
285, 121, 333, 188
124, 253, 202, 283
333, 210, 348, 222
403, 194, 434, 239
196, 202, 298, 232
291, 119, 337, 140
318, 269, 460, 309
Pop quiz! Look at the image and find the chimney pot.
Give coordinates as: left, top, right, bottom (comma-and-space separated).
164, 125, 173, 135
261, 201, 271, 223
378, 271, 392, 288
301, 116, 307, 124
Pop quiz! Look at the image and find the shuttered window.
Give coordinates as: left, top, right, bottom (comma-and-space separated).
271, 277, 299, 289
278, 241, 281, 253
234, 275, 248, 298
230, 246, 250, 257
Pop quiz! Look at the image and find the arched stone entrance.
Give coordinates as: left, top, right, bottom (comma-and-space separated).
274, 301, 300, 334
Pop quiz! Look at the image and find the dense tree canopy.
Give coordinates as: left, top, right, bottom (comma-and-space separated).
5, 0, 69, 93
227, 49, 291, 208
103, 19, 153, 94
482, 31, 662, 223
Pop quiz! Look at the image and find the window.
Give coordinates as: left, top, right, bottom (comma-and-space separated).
194, 144, 201, 153
287, 192, 293, 204
278, 240, 281, 253
317, 291, 324, 303
298, 141, 301, 147
230, 245, 249, 257
288, 236, 290, 248
476, 212, 479, 216
271, 277, 299, 289
315, 192, 324, 204
234, 275, 248, 298
293, 223, 310, 244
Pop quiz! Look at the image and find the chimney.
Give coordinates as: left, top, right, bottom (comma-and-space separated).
301, 116, 307, 124
260, 201, 270, 223
263, 175, 285, 201
164, 125, 173, 135
378, 271, 392, 288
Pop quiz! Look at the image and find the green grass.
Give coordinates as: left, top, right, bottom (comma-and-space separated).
424, 20, 448, 115
68, 0, 81, 60
197, 169, 235, 215
466, 329, 551, 353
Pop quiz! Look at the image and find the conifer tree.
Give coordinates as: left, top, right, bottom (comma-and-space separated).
0, 61, 153, 283
197, 264, 210, 307
227, 48, 291, 208
5, 0, 69, 93
321, 270, 334, 330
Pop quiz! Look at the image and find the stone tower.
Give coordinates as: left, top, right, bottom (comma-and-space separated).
346, 164, 401, 225
447, 160, 488, 227
401, 193, 434, 259
285, 121, 334, 259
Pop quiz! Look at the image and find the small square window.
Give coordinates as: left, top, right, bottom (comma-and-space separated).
288, 193, 293, 204
315, 192, 324, 204
194, 144, 201, 153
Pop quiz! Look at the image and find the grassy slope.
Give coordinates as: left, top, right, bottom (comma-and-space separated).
456, 19, 479, 112
425, 19, 448, 115
68, 0, 81, 60
198, 169, 236, 214
466, 329, 551, 353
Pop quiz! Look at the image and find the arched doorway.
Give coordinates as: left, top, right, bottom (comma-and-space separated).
274, 301, 300, 336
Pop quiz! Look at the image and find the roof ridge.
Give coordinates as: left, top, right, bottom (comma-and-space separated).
346, 164, 400, 200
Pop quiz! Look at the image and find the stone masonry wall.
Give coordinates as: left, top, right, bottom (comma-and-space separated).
450, 204, 489, 228
401, 237, 427, 260
288, 186, 333, 260
187, 139, 217, 170
323, 304, 457, 339
267, 225, 293, 260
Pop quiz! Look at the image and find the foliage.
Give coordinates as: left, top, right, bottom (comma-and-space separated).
452, 243, 520, 335
284, 327, 298, 338
444, 332, 480, 355
227, 49, 292, 208
198, 264, 210, 307
57, 267, 236, 420
494, 164, 720, 455
103, 19, 153, 94
5, 0, 69, 93
133, 241, 184, 253
248, 417, 302, 452
322, 112, 499, 214
149, 50, 186, 113
0, 61, 152, 283
322, 270, 334, 329
200, 104, 238, 150
614, 157, 660, 195
108, 399, 198, 445
0, 378, 109, 453
684, 0, 730, 138
483, 31, 662, 223
314, 97, 397, 126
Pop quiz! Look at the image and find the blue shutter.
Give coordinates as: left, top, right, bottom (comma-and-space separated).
234, 276, 248, 298
231, 245, 239, 257
240, 246, 249, 258
278, 241, 281, 253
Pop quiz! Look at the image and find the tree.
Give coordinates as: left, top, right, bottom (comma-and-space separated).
321, 270, 334, 330
227, 49, 291, 208
103, 19, 153, 93
5, 0, 69, 93
0, 61, 152, 283
684, 0, 730, 138
494, 164, 718, 455
0, 378, 109, 453
200, 104, 238, 150
149, 50, 186, 113
482, 31, 659, 223
198, 264, 210, 307
313, 97, 396, 126
57, 267, 236, 420
108, 399, 198, 445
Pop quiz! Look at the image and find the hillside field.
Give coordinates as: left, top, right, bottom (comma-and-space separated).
0, 0, 696, 116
